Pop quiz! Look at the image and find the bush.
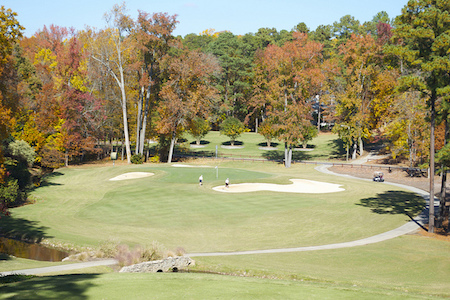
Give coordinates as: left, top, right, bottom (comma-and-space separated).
8, 140, 36, 167
149, 155, 160, 163
130, 154, 144, 164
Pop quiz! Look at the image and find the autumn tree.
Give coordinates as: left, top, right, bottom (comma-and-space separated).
334, 33, 384, 159
251, 32, 324, 167
157, 50, 220, 163
384, 90, 429, 167
0, 6, 24, 216
132, 11, 178, 156
392, 0, 450, 232
90, 3, 135, 163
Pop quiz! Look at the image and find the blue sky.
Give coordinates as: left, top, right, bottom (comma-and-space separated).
3, 0, 407, 37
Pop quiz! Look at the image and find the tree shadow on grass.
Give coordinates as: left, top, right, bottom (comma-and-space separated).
0, 274, 98, 299
189, 140, 210, 145
222, 140, 243, 146
261, 149, 310, 162
357, 190, 425, 216
257, 142, 280, 147
329, 138, 346, 159
0, 216, 51, 243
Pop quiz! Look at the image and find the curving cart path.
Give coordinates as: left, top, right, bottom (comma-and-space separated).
1, 161, 434, 275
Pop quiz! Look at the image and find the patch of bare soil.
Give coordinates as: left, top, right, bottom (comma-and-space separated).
415, 225, 450, 241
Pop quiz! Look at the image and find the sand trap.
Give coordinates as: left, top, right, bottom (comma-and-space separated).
109, 172, 154, 181
212, 179, 344, 194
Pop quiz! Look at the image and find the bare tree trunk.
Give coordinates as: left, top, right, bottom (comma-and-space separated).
121, 93, 132, 163
429, 93, 436, 232
346, 143, 349, 162
359, 136, 364, 156
136, 86, 144, 154
167, 134, 176, 164
438, 118, 448, 228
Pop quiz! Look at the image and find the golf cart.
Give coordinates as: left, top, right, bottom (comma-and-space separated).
373, 171, 384, 182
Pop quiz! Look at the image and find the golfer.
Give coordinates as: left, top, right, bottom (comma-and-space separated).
199, 175, 203, 186
225, 178, 229, 188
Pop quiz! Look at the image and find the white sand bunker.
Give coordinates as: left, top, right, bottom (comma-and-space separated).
213, 179, 344, 194
109, 172, 154, 181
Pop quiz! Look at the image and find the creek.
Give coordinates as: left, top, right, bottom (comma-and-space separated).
0, 237, 69, 262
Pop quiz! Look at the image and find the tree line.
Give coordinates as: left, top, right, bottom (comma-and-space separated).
1, 1, 449, 231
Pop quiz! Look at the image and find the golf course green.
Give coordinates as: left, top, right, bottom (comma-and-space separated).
1, 133, 448, 299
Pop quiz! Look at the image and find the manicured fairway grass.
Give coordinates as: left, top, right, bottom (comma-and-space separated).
0, 270, 442, 299
4, 160, 423, 253
174, 131, 342, 161
1, 157, 449, 298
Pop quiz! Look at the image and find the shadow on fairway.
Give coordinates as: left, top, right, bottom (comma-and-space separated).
0, 216, 51, 243
190, 140, 210, 145
262, 150, 310, 162
0, 274, 98, 299
257, 142, 280, 147
357, 190, 425, 216
31, 172, 64, 190
222, 141, 243, 146
329, 139, 347, 159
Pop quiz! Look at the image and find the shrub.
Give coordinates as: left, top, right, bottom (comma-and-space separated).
8, 140, 36, 167
149, 155, 160, 163
130, 154, 144, 164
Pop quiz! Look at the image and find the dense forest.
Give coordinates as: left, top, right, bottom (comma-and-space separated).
1, 2, 450, 230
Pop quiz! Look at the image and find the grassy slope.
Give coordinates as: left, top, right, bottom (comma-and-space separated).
175, 131, 342, 161
1, 133, 448, 298
4, 161, 419, 253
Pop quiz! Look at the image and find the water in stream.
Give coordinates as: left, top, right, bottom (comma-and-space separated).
0, 237, 69, 262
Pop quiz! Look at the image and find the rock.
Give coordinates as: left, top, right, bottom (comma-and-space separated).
119, 256, 195, 273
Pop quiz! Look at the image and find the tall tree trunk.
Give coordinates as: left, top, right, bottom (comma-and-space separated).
346, 143, 349, 162
121, 136, 124, 161
167, 133, 176, 164
429, 93, 436, 233
121, 95, 131, 164
284, 142, 289, 167
136, 86, 144, 154
438, 118, 448, 229
359, 136, 364, 156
